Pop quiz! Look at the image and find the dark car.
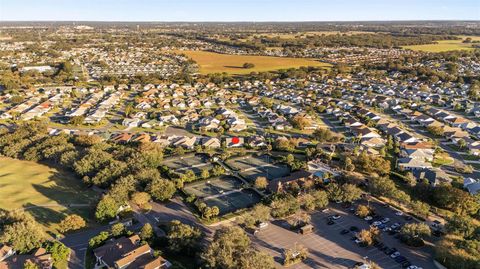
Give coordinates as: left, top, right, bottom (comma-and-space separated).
395, 256, 407, 263
340, 229, 349, 235
349, 226, 359, 232
327, 220, 335, 225
404, 216, 413, 221
385, 248, 397, 255
432, 230, 444, 237
401, 261, 412, 268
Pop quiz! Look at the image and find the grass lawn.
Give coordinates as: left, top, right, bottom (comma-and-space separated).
403, 36, 480, 52
176, 50, 331, 74
433, 153, 454, 166
0, 157, 99, 231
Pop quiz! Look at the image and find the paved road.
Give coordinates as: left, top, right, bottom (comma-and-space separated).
61, 225, 111, 269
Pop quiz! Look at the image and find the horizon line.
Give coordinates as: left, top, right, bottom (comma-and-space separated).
1, 19, 479, 23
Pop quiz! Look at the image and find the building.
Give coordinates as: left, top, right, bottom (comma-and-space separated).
93, 235, 171, 269
268, 170, 313, 193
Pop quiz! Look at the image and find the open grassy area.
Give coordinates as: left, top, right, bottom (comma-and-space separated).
177, 50, 331, 74
403, 36, 480, 52
0, 157, 99, 231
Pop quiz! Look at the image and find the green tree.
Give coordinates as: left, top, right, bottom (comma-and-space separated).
45, 241, 71, 267
147, 178, 176, 201
140, 223, 154, 241
400, 223, 431, 246
167, 220, 202, 254
110, 223, 125, 237
23, 260, 39, 269
201, 226, 273, 269
95, 195, 118, 221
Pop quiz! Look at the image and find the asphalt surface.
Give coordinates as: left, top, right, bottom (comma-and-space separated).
251, 200, 436, 269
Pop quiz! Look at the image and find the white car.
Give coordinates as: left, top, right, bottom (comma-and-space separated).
395, 211, 404, 216
381, 218, 391, 224
407, 266, 423, 269
332, 215, 341, 220
257, 222, 269, 229
354, 238, 363, 244
364, 216, 373, 221
390, 251, 401, 258
372, 221, 382, 226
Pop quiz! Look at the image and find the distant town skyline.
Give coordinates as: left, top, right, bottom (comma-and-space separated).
0, 0, 479, 22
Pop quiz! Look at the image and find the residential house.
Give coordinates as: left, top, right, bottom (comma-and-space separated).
93, 235, 171, 269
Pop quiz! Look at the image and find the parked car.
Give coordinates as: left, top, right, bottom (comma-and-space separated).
364, 216, 373, 221
327, 220, 335, 225
381, 217, 391, 223
390, 251, 401, 258
340, 229, 349, 235
395, 211, 404, 216
257, 222, 269, 229
331, 215, 341, 220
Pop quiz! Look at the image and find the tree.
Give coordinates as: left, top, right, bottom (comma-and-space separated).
201, 226, 273, 269
326, 183, 343, 202
88, 231, 110, 248
243, 204, 271, 228
95, 195, 118, 221
446, 214, 476, 237
410, 200, 430, 219
400, 223, 431, 246
344, 157, 355, 172
201, 168, 210, 180
1, 220, 45, 253
404, 172, 417, 187
254, 176, 268, 190
45, 241, 71, 268
69, 115, 85, 126
357, 227, 380, 246
131, 192, 151, 210
313, 128, 339, 142
270, 194, 300, 218
291, 115, 311, 130
110, 223, 125, 237
140, 223, 154, 241
283, 243, 308, 266
243, 62, 255, 69
341, 184, 362, 203
356, 205, 372, 218
427, 125, 444, 136
286, 154, 295, 165
59, 214, 86, 233
147, 178, 176, 201
23, 260, 39, 269
167, 220, 202, 254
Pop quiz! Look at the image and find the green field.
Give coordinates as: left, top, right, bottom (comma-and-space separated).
0, 157, 99, 230
403, 36, 480, 52
177, 50, 331, 74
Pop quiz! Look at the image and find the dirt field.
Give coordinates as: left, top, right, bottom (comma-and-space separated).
177, 50, 331, 74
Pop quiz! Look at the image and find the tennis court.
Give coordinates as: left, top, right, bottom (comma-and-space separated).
226, 154, 290, 181
204, 189, 262, 215
183, 176, 243, 198
161, 154, 213, 174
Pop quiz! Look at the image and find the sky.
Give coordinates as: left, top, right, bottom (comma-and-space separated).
0, 0, 479, 21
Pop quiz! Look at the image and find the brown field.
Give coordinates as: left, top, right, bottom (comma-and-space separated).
177, 50, 331, 74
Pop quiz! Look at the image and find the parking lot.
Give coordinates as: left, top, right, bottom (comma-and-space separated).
252, 199, 436, 269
